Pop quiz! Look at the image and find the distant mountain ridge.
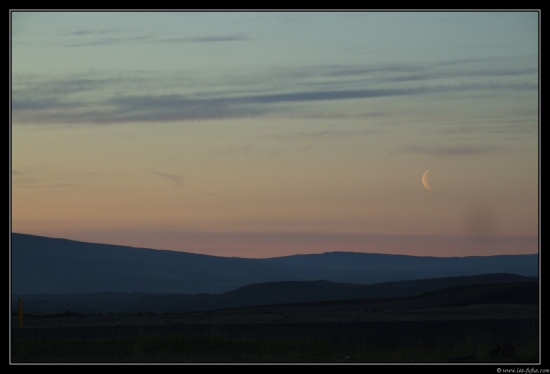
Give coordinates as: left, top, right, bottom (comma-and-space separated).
11, 233, 538, 295
12, 274, 537, 315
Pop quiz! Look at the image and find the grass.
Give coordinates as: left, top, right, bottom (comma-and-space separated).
11, 319, 539, 363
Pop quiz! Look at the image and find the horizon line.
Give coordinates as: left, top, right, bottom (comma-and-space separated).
10, 231, 539, 259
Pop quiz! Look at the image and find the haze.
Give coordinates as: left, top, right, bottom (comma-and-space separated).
11, 11, 539, 257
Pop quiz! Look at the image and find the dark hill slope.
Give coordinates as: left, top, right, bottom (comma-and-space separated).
12, 233, 538, 294
12, 273, 536, 314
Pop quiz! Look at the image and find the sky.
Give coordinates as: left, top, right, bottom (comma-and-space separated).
11, 11, 539, 258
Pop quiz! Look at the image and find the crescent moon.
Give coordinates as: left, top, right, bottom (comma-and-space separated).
421, 168, 432, 191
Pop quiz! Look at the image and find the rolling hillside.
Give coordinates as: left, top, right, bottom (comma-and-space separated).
12, 273, 537, 314
12, 233, 538, 295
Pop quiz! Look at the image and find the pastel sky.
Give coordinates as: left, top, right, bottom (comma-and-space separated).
11, 11, 539, 258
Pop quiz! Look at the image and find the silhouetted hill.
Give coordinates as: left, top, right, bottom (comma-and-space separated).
264, 251, 538, 283
12, 233, 538, 295
12, 233, 294, 294
223, 273, 535, 306
392, 281, 539, 308
12, 273, 537, 315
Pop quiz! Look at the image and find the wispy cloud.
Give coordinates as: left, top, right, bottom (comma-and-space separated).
68, 28, 122, 36
12, 169, 80, 189
66, 35, 154, 47
269, 128, 381, 141
12, 58, 537, 125
12, 168, 118, 191
402, 144, 503, 157
286, 61, 537, 90
297, 111, 387, 120
12, 82, 536, 125
159, 35, 249, 43
64, 32, 249, 47
219, 144, 253, 157
151, 171, 184, 187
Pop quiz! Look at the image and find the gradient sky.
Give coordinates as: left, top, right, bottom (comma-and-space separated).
11, 11, 539, 258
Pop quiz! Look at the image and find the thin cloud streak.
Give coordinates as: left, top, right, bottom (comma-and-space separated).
159, 35, 249, 43
403, 144, 503, 156
12, 56, 537, 125
13, 58, 536, 100
66, 35, 152, 47
65, 33, 249, 47
13, 82, 537, 125
269, 128, 381, 140
151, 171, 184, 187
68, 28, 122, 36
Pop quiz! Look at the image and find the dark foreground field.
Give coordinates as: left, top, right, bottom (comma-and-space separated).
11, 303, 539, 363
